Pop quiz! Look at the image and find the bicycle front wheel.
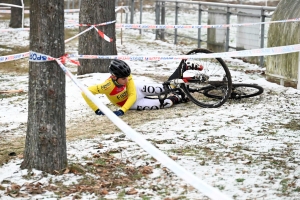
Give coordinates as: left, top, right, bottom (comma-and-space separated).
204, 83, 264, 99
180, 48, 232, 108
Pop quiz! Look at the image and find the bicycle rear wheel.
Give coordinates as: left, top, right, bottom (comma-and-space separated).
180, 48, 232, 108
204, 83, 264, 99
230, 83, 263, 99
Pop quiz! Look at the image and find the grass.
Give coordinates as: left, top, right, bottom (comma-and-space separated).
0, 47, 29, 74
281, 119, 300, 131
3, 150, 154, 197
65, 28, 79, 41
236, 178, 245, 183
280, 178, 291, 194
0, 136, 25, 167
0, 100, 194, 167
0, 91, 26, 99
0, 14, 11, 21
117, 190, 126, 199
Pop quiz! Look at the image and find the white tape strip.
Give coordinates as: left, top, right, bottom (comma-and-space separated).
64, 7, 126, 13
1, 17, 299, 32
65, 26, 94, 43
115, 6, 130, 13
0, 3, 23, 9
73, 43, 300, 60
116, 18, 300, 29
0, 28, 30, 32
0, 10, 29, 14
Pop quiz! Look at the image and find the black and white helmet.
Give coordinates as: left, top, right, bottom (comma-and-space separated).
109, 59, 131, 78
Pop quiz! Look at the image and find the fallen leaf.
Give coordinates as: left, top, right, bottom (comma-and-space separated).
140, 166, 153, 174
126, 188, 138, 195
100, 189, 108, 195
64, 168, 70, 174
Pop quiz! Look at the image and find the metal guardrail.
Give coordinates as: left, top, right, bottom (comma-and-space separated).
63, 0, 278, 66
154, 0, 276, 66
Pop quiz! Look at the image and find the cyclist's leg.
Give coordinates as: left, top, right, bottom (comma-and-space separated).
132, 83, 176, 110
168, 66, 181, 81
130, 97, 173, 111
135, 83, 165, 96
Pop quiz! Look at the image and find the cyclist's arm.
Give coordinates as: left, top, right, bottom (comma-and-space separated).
120, 75, 137, 113
81, 84, 103, 112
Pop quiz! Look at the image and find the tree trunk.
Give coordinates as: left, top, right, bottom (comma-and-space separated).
9, 0, 22, 28
0, 0, 23, 28
21, 0, 67, 173
266, 0, 300, 88
78, 0, 117, 75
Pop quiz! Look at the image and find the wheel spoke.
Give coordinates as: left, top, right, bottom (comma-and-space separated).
180, 49, 232, 108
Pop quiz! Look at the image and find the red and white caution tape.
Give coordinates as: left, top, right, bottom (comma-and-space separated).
3, 43, 299, 64
93, 26, 113, 42
0, 52, 29, 63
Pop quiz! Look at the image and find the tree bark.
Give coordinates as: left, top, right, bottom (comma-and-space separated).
21, 0, 67, 173
266, 0, 300, 88
9, 0, 22, 28
78, 0, 117, 75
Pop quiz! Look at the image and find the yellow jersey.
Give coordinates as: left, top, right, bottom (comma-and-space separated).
82, 74, 137, 113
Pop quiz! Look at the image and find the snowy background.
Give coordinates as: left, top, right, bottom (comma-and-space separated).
1, 1, 300, 200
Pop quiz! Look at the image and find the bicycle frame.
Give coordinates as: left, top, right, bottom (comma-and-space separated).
158, 48, 232, 108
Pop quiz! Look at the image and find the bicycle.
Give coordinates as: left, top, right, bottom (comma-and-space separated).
158, 48, 232, 108
203, 83, 264, 100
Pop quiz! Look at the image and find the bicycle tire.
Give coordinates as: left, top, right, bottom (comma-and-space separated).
204, 83, 264, 99
180, 48, 232, 108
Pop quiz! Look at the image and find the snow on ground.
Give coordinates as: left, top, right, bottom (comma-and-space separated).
1, 1, 300, 200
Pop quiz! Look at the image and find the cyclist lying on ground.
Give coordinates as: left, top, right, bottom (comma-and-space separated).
81, 59, 201, 116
